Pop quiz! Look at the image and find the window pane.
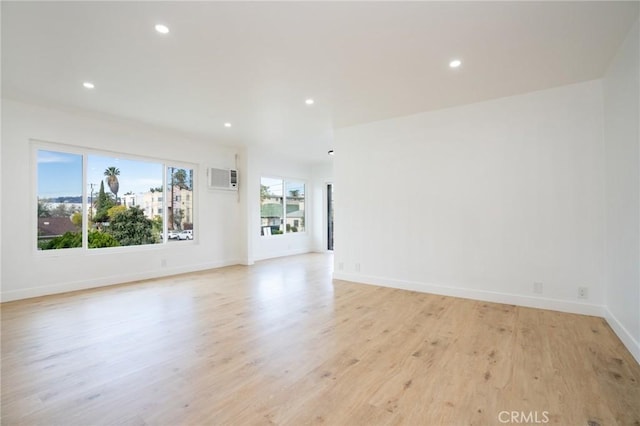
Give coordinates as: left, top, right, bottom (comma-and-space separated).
167, 167, 194, 242
260, 177, 283, 236
285, 181, 305, 233
87, 155, 163, 248
37, 150, 83, 250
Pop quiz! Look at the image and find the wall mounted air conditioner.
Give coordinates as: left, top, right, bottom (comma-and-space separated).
207, 168, 238, 191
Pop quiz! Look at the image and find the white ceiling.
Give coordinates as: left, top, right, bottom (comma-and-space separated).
2, 1, 638, 164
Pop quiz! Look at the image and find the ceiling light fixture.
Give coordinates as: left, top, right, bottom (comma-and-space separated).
83, 82, 95, 89
305, 98, 315, 105
449, 59, 462, 68
155, 24, 170, 34
224, 122, 232, 128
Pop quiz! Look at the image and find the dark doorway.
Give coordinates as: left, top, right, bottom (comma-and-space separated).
327, 183, 334, 251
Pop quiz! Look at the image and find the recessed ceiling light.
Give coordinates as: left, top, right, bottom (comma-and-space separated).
83, 82, 95, 89
224, 122, 232, 128
449, 59, 462, 68
155, 24, 170, 34
305, 98, 315, 105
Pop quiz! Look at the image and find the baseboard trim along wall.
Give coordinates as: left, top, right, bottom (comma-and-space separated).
0, 259, 242, 303
332, 272, 640, 364
604, 308, 640, 365
333, 272, 604, 316
253, 247, 312, 262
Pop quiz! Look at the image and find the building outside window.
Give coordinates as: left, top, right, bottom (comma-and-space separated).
260, 177, 305, 236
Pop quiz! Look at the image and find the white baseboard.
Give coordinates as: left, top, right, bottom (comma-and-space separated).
332, 272, 640, 365
604, 307, 640, 365
254, 247, 312, 262
312, 248, 334, 254
332, 272, 605, 317
1, 259, 241, 302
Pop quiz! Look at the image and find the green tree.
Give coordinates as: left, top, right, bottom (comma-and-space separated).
71, 212, 83, 227
260, 185, 270, 202
173, 169, 188, 190
289, 189, 300, 198
51, 203, 77, 217
173, 208, 184, 231
88, 230, 120, 248
94, 181, 115, 223
38, 200, 52, 217
107, 205, 127, 219
152, 215, 163, 232
106, 206, 155, 246
42, 231, 81, 249
169, 167, 177, 228
151, 215, 163, 242
104, 166, 120, 205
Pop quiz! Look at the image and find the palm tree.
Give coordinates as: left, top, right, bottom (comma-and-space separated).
104, 167, 120, 205
173, 169, 188, 189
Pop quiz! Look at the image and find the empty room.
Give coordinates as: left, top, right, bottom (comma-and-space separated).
1, 1, 639, 425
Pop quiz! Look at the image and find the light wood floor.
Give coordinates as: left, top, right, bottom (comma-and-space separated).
1, 253, 639, 425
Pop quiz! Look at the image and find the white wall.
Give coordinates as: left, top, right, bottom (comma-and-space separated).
246, 146, 316, 262
334, 80, 605, 316
603, 19, 640, 363
1, 99, 243, 301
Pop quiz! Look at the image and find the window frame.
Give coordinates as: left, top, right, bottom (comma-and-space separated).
260, 175, 307, 238
166, 164, 196, 237
33, 142, 86, 255
32, 139, 198, 255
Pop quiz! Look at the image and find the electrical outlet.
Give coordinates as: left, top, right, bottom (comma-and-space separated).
578, 287, 588, 299
355, 263, 361, 272
533, 282, 543, 294
338, 262, 344, 271
161, 258, 167, 267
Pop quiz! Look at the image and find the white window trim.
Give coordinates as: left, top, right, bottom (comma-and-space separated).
259, 175, 307, 238
32, 139, 198, 255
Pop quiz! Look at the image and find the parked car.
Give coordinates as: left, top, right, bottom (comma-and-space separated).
178, 230, 193, 240
167, 230, 180, 239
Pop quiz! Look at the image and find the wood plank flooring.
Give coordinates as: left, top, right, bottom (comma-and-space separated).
1, 253, 639, 425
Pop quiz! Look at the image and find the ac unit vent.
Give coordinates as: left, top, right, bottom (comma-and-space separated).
208, 168, 238, 190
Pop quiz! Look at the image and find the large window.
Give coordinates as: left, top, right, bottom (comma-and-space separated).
260, 177, 305, 236
285, 180, 305, 233
37, 150, 83, 249
87, 155, 164, 248
36, 144, 196, 250
167, 167, 194, 241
